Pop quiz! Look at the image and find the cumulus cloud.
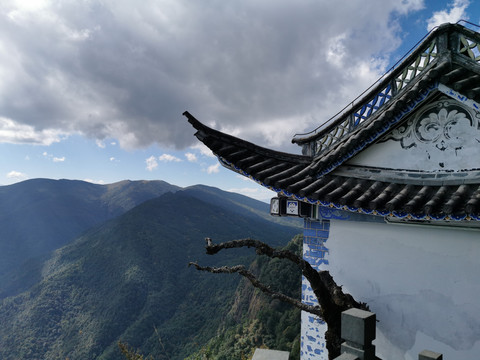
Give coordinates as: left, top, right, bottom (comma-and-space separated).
392, 0, 425, 14
207, 163, 220, 174
0, 0, 426, 152
191, 143, 215, 158
145, 155, 158, 171
0, 117, 64, 145
84, 178, 106, 184
158, 153, 181, 162
96, 139, 106, 148
6, 170, 28, 181
185, 152, 197, 162
43, 151, 65, 162
427, 0, 470, 30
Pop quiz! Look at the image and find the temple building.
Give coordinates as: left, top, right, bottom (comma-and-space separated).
185, 23, 480, 360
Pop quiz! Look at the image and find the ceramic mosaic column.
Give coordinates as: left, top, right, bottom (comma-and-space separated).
301, 218, 330, 360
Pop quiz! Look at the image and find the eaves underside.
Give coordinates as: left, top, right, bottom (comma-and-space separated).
184, 23, 480, 223
185, 111, 480, 222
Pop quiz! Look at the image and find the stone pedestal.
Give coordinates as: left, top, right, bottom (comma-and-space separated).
339, 308, 376, 360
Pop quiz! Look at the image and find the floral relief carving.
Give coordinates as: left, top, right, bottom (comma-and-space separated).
381, 98, 480, 169
415, 107, 472, 151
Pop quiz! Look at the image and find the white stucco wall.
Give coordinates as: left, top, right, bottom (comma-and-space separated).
346, 136, 480, 172
327, 219, 480, 360
347, 97, 480, 173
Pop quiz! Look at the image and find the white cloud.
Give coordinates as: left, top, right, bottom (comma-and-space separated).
109, 157, 116, 161
191, 143, 215, 158
207, 163, 220, 174
6, 170, 28, 181
185, 152, 197, 162
326, 33, 348, 67
0, 1, 427, 151
9, 0, 49, 13
96, 139, 106, 148
427, 0, 470, 30
43, 152, 65, 162
84, 178, 105, 184
145, 155, 158, 171
0, 117, 64, 145
393, 0, 425, 15
158, 153, 182, 162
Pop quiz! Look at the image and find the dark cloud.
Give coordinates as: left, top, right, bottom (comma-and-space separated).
0, 0, 424, 151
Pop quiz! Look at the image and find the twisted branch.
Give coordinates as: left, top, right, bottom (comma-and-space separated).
191, 237, 369, 359
202, 238, 340, 318
188, 262, 323, 317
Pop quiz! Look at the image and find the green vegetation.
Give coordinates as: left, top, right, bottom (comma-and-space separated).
0, 187, 299, 360
184, 235, 303, 360
0, 179, 179, 298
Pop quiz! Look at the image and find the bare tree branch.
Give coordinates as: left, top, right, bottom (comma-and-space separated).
189, 262, 323, 317
202, 237, 351, 318
191, 237, 369, 359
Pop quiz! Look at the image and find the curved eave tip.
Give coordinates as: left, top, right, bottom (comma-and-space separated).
183, 111, 202, 128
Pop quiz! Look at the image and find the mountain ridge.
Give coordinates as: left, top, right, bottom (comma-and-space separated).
0, 178, 180, 298
0, 184, 300, 359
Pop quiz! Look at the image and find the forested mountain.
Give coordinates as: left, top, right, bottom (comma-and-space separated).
0, 178, 179, 297
0, 182, 300, 360
186, 235, 303, 360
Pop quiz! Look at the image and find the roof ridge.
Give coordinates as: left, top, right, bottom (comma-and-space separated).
292, 23, 480, 159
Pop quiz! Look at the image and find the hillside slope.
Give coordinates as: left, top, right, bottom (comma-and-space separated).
0, 190, 299, 360
0, 179, 179, 297
186, 235, 303, 360
182, 185, 302, 228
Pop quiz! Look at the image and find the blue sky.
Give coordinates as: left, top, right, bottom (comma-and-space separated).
0, 0, 479, 201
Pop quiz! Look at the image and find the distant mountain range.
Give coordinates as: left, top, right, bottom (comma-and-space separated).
0, 179, 180, 298
0, 179, 301, 359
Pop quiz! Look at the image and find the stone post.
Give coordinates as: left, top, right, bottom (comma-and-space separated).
418, 350, 443, 360
339, 308, 376, 360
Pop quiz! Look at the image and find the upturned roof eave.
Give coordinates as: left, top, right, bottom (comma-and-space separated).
183, 111, 312, 164
184, 23, 480, 222
184, 110, 480, 222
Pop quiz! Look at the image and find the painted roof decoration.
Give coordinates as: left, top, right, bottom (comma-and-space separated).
185, 23, 480, 222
